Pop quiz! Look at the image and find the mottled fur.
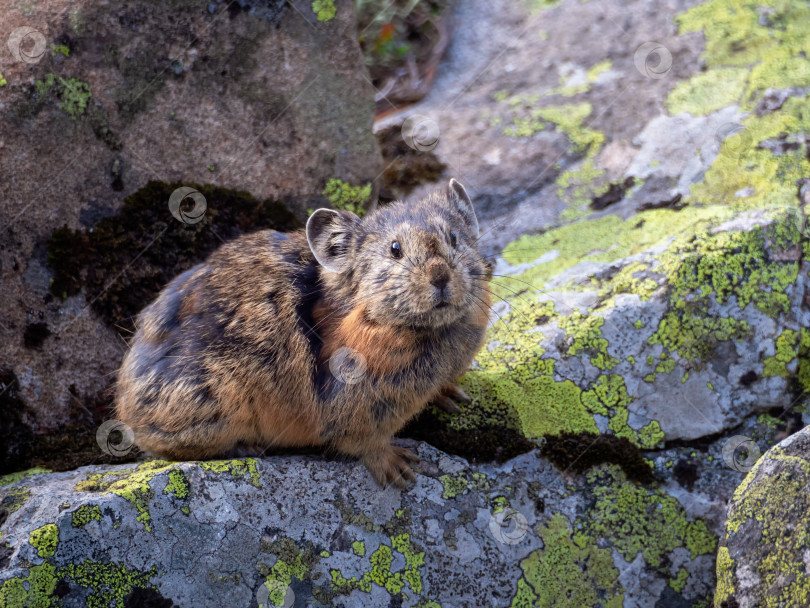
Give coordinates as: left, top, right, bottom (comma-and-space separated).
115, 180, 491, 487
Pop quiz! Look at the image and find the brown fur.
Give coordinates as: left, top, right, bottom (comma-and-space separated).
115, 180, 491, 487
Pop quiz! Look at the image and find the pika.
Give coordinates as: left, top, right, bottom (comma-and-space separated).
115, 179, 491, 487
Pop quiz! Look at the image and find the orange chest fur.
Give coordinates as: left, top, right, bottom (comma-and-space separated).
314, 303, 419, 375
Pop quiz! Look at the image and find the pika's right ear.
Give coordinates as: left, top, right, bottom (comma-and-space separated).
306, 209, 360, 273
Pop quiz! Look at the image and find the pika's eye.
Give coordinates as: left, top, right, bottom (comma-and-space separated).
450, 232, 458, 248
391, 241, 403, 258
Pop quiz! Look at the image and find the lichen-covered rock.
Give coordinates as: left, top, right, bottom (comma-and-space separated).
715, 425, 810, 607
0, 0, 381, 465
1, 444, 723, 607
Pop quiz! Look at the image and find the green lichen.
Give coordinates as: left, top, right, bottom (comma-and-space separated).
51, 44, 70, 57
510, 513, 624, 607
666, 67, 749, 115
72, 504, 102, 528
29, 524, 58, 558
260, 537, 319, 607
0, 73, 6, 87
352, 540, 366, 556
312, 0, 336, 21
438, 471, 490, 499
34, 73, 92, 119
0, 563, 58, 608
75, 460, 175, 531
763, 329, 799, 377
61, 561, 158, 608
670, 567, 689, 593
799, 328, 810, 392
322, 178, 371, 215
0, 467, 51, 487
582, 465, 717, 572
330, 533, 426, 598
163, 468, 190, 499
714, 546, 735, 606
198, 458, 261, 487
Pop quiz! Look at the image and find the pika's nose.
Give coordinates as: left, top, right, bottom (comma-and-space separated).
429, 269, 450, 290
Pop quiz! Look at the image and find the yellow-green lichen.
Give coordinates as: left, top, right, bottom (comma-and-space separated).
163, 468, 190, 499
261, 538, 315, 607
582, 465, 717, 571
352, 540, 366, 557
72, 504, 103, 528
312, 0, 336, 21
0, 467, 51, 487
198, 458, 261, 487
322, 178, 371, 216
75, 461, 176, 531
29, 524, 58, 558
34, 73, 92, 119
510, 513, 624, 608
61, 561, 158, 608
330, 534, 425, 598
0, 563, 58, 608
763, 329, 799, 377
438, 471, 490, 499
714, 546, 735, 606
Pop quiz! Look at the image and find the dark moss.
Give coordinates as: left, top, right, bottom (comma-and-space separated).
590, 177, 635, 210
47, 180, 300, 332
401, 408, 535, 464
0, 368, 35, 475
23, 322, 52, 349
376, 124, 446, 204
672, 458, 701, 491
542, 432, 656, 484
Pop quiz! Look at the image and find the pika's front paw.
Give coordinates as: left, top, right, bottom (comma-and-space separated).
432, 383, 472, 414
363, 445, 419, 489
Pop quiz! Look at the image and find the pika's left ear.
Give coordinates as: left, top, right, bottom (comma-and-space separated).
447, 179, 479, 237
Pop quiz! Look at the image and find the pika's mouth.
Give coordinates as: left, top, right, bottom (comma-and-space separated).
435, 301, 450, 309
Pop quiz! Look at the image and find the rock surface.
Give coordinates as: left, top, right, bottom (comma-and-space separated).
1, 444, 719, 608
716, 425, 810, 608
0, 0, 381, 464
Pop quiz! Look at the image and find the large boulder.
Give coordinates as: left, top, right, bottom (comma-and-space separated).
1, 443, 721, 607
0, 0, 382, 470
715, 425, 810, 607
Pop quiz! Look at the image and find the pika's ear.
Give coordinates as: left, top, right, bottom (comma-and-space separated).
306, 208, 360, 273
447, 179, 479, 237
